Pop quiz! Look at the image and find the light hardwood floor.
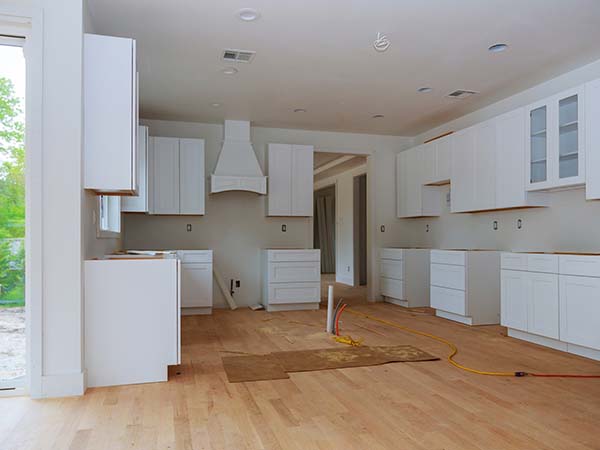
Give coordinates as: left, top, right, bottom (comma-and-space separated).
2, 279, 600, 450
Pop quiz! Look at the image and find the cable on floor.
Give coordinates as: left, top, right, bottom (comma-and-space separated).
339, 307, 600, 379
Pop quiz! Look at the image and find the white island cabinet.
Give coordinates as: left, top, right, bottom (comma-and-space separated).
84, 256, 180, 388
262, 249, 321, 312
502, 252, 600, 361
430, 250, 501, 325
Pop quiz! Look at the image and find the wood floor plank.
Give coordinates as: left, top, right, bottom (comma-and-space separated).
2, 276, 600, 449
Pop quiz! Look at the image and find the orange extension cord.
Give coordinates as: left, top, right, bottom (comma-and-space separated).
334, 305, 600, 379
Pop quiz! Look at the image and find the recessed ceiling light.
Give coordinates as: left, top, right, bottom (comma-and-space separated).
237, 8, 260, 21
293, 108, 306, 113
488, 43, 508, 53
211, 102, 221, 108
417, 87, 433, 93
222, 67, 238, 75
372, 114, 385, 119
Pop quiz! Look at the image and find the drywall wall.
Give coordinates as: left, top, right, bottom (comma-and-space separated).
314, 163, 367, 286
396, 57, 600, 253
123, 120, 412, 306
36, 0, 85, 397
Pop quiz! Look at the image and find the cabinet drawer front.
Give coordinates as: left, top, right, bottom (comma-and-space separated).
431, 286, 466, 316
380, 260, 404, 280
527, 254, 558, 274
268, 283, 320, 305
430, 250, 465, 266
267, 250, 320, 263
380, 277, 404, 300
501, 253, 528, 271
181, 263, 212, 308
179, 251, 212, 264
559, 275, 600, 350
379, 248, 404, 261
559, 255, 600, 277
268, 262, 320, 283
431, 263, 465, 290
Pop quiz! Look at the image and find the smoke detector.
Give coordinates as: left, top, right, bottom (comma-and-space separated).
222, 49, 256, 63
446, 89, 479, 99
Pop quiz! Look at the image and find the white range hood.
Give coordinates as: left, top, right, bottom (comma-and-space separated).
211, 120, 267, 194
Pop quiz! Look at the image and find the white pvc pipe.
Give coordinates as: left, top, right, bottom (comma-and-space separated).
326, 285, 334, 334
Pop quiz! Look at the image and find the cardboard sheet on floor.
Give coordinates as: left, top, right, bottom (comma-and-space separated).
222, 345, 439, 383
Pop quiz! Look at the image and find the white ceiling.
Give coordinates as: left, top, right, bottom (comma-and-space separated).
88, 0, 600, 136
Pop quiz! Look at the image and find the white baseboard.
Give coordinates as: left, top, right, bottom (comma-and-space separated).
40, 371, 85, 398
507, 328, 600, 361
435, 310, 473, 326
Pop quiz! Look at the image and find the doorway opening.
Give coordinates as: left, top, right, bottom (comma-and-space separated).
0, 36, 26, 391
313, 152, 368, 301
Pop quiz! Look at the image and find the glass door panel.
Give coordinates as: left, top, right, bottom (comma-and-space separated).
558, 95, 578, 179
530, 106, 547, 183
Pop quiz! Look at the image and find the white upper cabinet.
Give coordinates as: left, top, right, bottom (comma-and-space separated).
526, 86, 585, 191
122, 126, 149, 213
450, 126, 477, 213
422, 135, 452, 186
84, 34, 138, 194
267, 144, 314, 216
149, 137, 205, 215
585, 78, 600, 200
397, 146, 443, 218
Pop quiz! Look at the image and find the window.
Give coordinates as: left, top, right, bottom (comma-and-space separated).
97, 195, 121, 238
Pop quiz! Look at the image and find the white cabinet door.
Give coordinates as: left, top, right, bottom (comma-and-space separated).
528, 272, 559, 339
473, 119, 496, 210
451, 127, 476, 212
396, 151, 408, 217
422, 141, 436, 185
291, 145, 314, 216
500, 270, 528, 331
559, 275, 600, 350
496, 109, 526, 209
122, 126, 148, 212
436, 135, 452, 183
406, 147, 423, 217
152, 137, 180, 214
84, 34, 137, 193
181, 263, 212, 308
585, 78, 600, 200
179, 139, 205, 215
268, 144, 292, 216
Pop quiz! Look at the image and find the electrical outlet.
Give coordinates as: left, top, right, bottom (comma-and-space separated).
380, 225, 385, 232
281, 224, 287, 232
517, 219, 523, 230
235, 280, 240, 288
426, 224, 430, 233
186, 224, 192, 232
493, 220, 499, 231
347, 266, 350, 272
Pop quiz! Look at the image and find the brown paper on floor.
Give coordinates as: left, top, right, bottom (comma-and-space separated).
222, 345, 439, 383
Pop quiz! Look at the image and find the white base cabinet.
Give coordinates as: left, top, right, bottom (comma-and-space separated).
85, 257, 180, 388
379, 248, 430, 307
262, 249, 320, 312
178, 250, 213, 315
501, 253, 600, 361
430, 250, 500, 325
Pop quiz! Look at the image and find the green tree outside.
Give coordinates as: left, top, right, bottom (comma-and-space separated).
0, 76, 25, 306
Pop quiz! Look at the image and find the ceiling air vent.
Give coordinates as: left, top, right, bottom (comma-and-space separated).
222, 49, 256, 63
446, 89, 479, 99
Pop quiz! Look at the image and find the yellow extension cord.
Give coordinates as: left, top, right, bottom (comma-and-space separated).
345, 308, 517, 377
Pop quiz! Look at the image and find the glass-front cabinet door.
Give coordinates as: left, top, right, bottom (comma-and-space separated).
526, 86, 585, 190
